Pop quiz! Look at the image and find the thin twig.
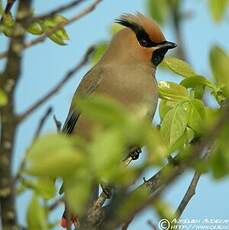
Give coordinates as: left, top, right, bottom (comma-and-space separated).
17, 46, 95, 122
147, 220, 158, 230
0, 0, 102, 59
90, 152, 140, 220
175, 171, 200, 219
174, 143, 216, 219
33, 106, 52, 140
121, 217, 134, 230
168, 1, 187, 61
33, 0, 87, 21
102, 104, 229, 229
49, 197, 64, 211
53, 115, 62, 132
0, 0, 17, 22
25, 0, 101, 48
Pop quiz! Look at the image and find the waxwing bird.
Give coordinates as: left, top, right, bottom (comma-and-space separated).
60, 13, 176, 228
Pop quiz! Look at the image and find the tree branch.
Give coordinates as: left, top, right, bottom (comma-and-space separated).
33, 106, 52, 140
17, 46, 95, 122
175, 171, 201, 218
174, 141, 216, 219
168, 1, 187, 61
0, 0, 102, 60
0, 0, 17, 21
0, 1, 32, 229
100, 103, 229, 229
33, 0, 86, 21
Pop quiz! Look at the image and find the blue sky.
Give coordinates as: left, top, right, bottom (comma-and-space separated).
0, 0, 229, 229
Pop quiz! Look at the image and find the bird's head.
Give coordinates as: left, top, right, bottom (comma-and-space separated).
110, 13, 176, 66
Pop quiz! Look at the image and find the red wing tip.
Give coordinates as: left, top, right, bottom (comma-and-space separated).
60, 217, 67, 228
60, 216, 78, 228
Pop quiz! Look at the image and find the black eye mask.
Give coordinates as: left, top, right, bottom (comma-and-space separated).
116, 18, 176, 65
135, 27, 158, 48
116, 19, 159, 48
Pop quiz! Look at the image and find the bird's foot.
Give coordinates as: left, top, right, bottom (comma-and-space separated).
129, 148, 142, 160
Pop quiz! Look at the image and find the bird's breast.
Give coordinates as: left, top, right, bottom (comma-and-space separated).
97, 64, 158, 119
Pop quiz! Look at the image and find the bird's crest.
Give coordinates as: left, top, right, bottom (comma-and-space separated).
116, 13, 165, 44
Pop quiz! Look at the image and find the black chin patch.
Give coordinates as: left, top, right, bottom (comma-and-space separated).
151, 48, 168, 66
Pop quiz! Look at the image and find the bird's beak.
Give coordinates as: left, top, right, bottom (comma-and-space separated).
157, 41, 177, 50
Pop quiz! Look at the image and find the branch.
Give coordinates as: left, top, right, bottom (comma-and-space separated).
168, 1, 187, 61
0, 0, 102, 60
53, 115, 62, 132
174, 142, 216, 219
33, 106, 53, 140
121, 217, 134, 230
0, 0, 17, 21
0, 1, 32, 229
102, 103, 229, 229
175, 171, 200, 218
17, 46, 95, 122
147, 220, 158, 230
33, 0, 86, 21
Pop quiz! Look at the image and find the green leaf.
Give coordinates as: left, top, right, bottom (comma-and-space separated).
163, 57, 196, 78
208, 0, 228, 22
145, 127, 169, 163
1, 13, 14, 36
27, 194, 48, 230
210, 46, 229, 96
187, 99, 206, 133
168, 127, 194, 153
147, 0, 168, 25
0, 0, 3, 15
91, 41, 108, 64
155, 200, 176, 221
210, 150, 229, 179
26, 134, 84, 177
35, 178, 56, 199
180, 75, 216, 90
209, 122, 229, 179
76, 95, 129, 127
64, 170, 92, 214
21, 178, 56, 199
0, 89, 7, 106
160, 102, 189, 146
27, 21, 43, 35
89, 129, 125, 182
159, 99, 177, 120
40, 15, 69, 45
180, 75, 216, 99
158, 81, 189, 101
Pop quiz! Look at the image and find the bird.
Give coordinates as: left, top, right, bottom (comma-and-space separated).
60, 13, 176, 228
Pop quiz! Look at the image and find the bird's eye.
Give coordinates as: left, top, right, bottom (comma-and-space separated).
136, 30, 154, 48
139, 38, 152, 47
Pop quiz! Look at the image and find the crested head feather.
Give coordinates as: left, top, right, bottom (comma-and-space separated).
116, 13, 165, 44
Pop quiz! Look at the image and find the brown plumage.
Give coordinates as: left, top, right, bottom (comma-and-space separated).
62, 13, 176, 141
60, 14, 176, 227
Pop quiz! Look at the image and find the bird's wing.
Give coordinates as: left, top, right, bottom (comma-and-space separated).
62, 67, 104, 135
